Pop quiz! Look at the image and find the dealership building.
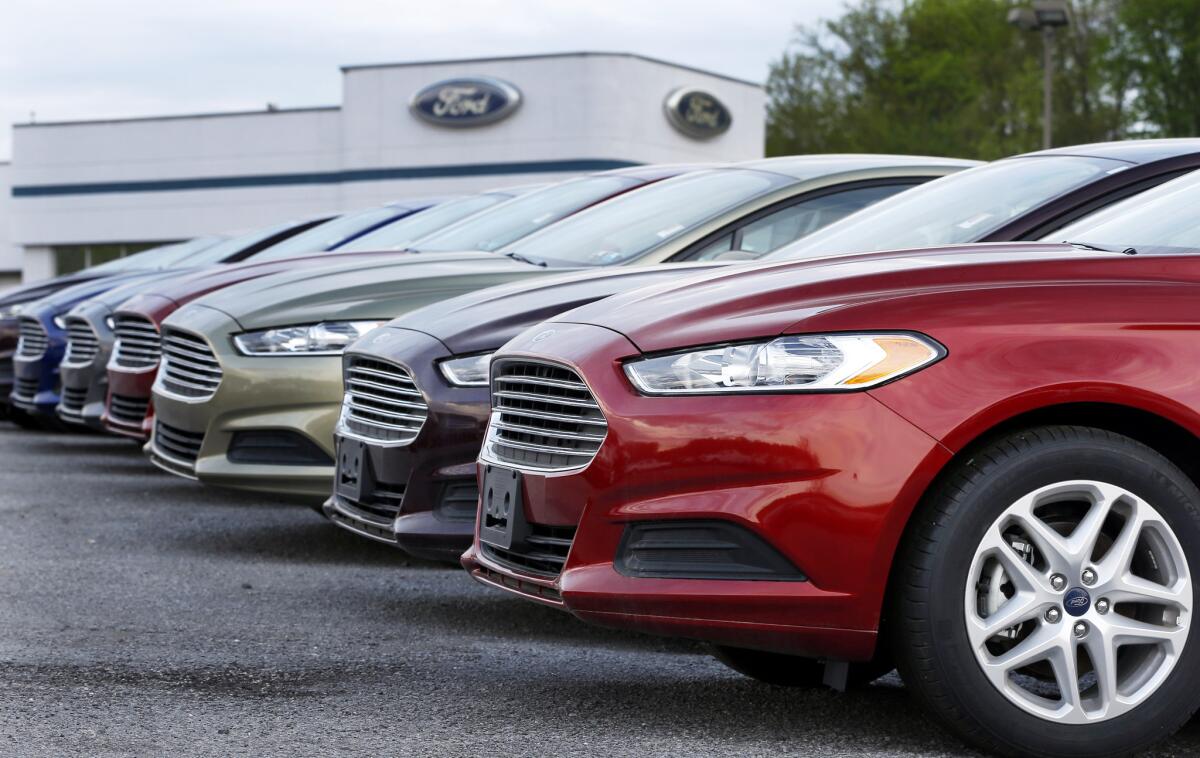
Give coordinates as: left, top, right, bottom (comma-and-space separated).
1, 52, 764, 286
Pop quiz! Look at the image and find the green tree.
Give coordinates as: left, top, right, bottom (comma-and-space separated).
1115, 0, 1200, 136
767, 0, 1130, 159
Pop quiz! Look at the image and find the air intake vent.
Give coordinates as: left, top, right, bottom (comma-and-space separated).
484, 360, 607, 472
16, 317, 49, 359
112, 314, 161, 369
160, 328, 222, 400
153, 421, 205, 465
481, 523, 576, 578
339, 357, 428, 444
58, 386, 89, 421
63, 317, 101, 366
107, 394, 150, 429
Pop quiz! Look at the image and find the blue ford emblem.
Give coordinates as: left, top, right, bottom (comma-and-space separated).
1064, 587, 1091, 617
409, 77, 522, 128
663, 87, 732, 140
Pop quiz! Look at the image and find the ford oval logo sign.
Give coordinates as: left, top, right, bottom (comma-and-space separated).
664, 87, 732, 140
410, 77, 522, 128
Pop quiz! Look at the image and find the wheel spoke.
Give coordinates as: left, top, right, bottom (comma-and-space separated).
1047, 639, 1082, 710
1108, 575, 1189, 611
987, 621, 1060, 673
1065, 482, 1123, 559
1094, 509, 1145, 584
1103, 614, 1187, 652
1084, 630, 1119, 713
981, 526, 1047, 593
968, 590, 1042, 648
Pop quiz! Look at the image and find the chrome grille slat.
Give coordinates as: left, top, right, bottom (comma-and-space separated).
160, 328, 222, 399
63, 318, 101, 366
113, 314, 163, 370
58, 386, 88, 419
339, 357, 428, 445
16, 318, 49, 359
485, 360, 608, 472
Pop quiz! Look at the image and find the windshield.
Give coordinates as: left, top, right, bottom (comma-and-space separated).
1046, 169, 1200, 253
338, 194, 508, 252
88, 236, 227, 273
245, 206, 412, 262
767, 155, 1127, 260
509, 169, 795, 266
146, 218, 317, 268
412, 175, 644, 253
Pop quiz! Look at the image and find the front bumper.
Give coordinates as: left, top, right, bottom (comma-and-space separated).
147, 305, 339, 502
57, 304, 115, 431
462, 322, 952, 661
322, 327, 487, 561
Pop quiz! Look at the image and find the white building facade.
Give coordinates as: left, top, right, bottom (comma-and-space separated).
5, 52, 765, 283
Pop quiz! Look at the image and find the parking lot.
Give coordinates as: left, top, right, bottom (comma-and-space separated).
0, 423, 1195, 757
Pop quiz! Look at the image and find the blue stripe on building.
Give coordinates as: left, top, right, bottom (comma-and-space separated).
12, 158, 641, 198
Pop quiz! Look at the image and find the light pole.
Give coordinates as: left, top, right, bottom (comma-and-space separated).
1008, 1, 1071, 149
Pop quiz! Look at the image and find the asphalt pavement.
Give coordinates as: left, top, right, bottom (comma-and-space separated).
2, 423, 1199, 757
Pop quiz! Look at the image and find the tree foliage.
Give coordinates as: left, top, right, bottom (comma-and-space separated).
766, 0, 1197, 159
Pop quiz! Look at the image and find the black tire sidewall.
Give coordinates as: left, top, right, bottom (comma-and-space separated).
914, 431, 1200, 757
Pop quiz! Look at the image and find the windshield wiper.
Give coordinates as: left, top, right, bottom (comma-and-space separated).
505, 252, 547, 267
1063, 241, 1138, 255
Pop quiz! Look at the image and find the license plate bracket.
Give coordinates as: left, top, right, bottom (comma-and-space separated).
336, 437, 371, 504
479, 463, 527, 550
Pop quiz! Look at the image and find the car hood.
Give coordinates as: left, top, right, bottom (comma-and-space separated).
185, 252, 546, 330
23, 270, 184, 320
386, 262, 730, 355
551, 242, 1124, 352
0, 269, 107, 309
132, 250, 498, 312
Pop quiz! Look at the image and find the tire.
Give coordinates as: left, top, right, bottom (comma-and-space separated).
892, 426, 1200, 757
710, 644, 891, 689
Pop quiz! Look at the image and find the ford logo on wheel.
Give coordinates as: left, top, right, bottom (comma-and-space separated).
409, 77, 522, 128
1064, 587, 1091, 616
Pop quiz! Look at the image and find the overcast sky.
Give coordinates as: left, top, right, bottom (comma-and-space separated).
0, 0, 848, 159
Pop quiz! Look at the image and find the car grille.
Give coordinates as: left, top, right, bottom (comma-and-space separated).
160, 328, 222, 399
154, 421, 205, 465
340, 357, 428, 444
482, 523, 576, 578
108, 393, 150, 428
341, 485, 407, 522
63, 317, 101, 366
13, 376, 39, 403
16, 318, 49, 359
58, 386, 89, 421
484, 360, 607, 472
112, 314, 162, 369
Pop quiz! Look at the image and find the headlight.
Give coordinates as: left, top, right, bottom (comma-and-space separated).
53, 315, 68, 330
233, 321, 384, 356
438, 353, 492, 387
624, 333, 943, 395
0, 303, 23, 320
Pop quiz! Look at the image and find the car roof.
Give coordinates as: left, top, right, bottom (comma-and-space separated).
733, 154, 981, 180
1018, 138, 1200, 165
601, 163, 719, 181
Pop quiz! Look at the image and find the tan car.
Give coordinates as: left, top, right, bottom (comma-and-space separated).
147, 155, 977, 501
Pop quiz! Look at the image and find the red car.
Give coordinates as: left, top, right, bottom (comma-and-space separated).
464, 170, 1200, 756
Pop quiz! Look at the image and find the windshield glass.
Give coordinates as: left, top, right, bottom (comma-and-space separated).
767, 155, 1127, 260
246, 206, 410, 261
412, 175, 643, 253
1046, 169, 1200, 253
510, 169, 795, 266
88, 236, 227, 272
338, 194, 507, 252
143, 219, 316, 268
